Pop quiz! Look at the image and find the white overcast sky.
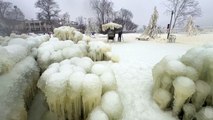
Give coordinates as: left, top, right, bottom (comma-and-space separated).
5, 0, 213, 28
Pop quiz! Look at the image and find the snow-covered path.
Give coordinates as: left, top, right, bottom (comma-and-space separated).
110, 41, 193, 120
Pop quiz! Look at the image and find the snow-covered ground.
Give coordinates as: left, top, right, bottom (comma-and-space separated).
93, 33, 213, 120
2, 32, 212, 120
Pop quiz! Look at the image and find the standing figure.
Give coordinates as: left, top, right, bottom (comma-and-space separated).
118, 30, 122, 42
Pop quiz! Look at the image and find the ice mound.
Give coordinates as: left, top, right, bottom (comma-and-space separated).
152, 44, 213, 119
53, 26, 83, 43
37, 58, 122, 120
0, 56, 40, 120
37, 39, 119, 71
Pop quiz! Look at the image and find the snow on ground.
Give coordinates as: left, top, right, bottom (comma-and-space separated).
92, 33, 213, 120
153, 32, 213, 46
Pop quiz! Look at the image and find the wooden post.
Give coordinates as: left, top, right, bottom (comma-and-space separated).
167, 11, 174, 39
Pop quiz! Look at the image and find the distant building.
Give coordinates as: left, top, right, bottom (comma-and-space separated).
24, 19, 79, 33
24, 20, 51, 33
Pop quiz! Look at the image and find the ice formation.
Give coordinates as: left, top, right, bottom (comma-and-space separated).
0, 36, 11, 45
53, 26, 83, 42
104, 52, 120, 63
185, 16, 197, 36
91, 64, 110, 76
100, 70, 117, 94
0, 35, 47, 73
88, 41, 111, 61
70, 57, 94, 73
0, 35, 49, 74
87, 41, 118, 62
138, 7, 159, 40
10, 33, 29, 39
153, 88, 172, 110
183, 103, 196, 120
102, 22, 122, 32
37, 58, 122, 120
0, 33, 121, 119
0, 45, 29, 75
87, 107, 109, 120
38, 59, 85, 120
101, 91, 123, 120
37, 38, 86, 71
195, 107, 213, 120
0, 56, 40, 120
82, 74, 102, 119
172, 77, 195, 115
67, 71, 85, 120
37, 37, 118, 71
192, 80, 211, 111
152, 44, 213, 118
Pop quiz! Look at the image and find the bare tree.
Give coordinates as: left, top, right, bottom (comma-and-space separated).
115, 8, 133, 26
125, 20, 138, 32
35, 0, 60, 30
76, 16, 86, 33
0, 0, 25, 35
113, 8, 137, 32
164, 0, 201, 29
90, 0, 114, 32
0, 0, 12, 19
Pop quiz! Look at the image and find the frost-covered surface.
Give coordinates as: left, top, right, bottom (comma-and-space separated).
0, 56, 40, 120
88, 41, 111, 61
10, 33, 29, 39
37, 38, 118, 71
37, 57, 122, 120
53, 26, 83, 42
0, 35, 49, 74
152, 44, 213, 119
102, 22, 122, 31
0, 36, 11, 45
37, 38, 86, 71
0, 33, 48, 46
0, 34, 49, 120
2, 32, 213, 120
108, 39, 192, 120
195, 107, 213, 120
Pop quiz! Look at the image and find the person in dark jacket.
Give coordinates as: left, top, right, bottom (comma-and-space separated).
118, 30, 122, 42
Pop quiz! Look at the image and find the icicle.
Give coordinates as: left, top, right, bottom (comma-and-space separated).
82, 74, 102, 119
66, 72, 85, 120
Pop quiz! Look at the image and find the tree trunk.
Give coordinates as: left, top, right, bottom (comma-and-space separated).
172, 16, 178, 30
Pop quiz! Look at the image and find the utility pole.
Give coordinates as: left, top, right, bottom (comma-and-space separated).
167, 11, 174, 39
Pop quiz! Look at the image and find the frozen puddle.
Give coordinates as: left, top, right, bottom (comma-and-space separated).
110, 41, 192, 120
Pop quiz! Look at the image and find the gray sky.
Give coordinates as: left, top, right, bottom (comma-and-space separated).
6, 0, 213, 28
